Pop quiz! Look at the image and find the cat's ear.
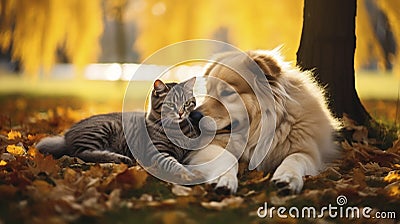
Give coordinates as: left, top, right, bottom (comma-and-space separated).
153, 79, 168, 95
183, 77, 196, 89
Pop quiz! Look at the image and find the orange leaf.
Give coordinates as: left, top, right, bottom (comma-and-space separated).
385, 182, 400, 197
27, 146, 38, 157
29, 152, 60, 176
115, 166, 148, 189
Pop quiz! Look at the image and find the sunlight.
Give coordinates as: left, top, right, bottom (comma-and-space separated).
151, 1, 166, 16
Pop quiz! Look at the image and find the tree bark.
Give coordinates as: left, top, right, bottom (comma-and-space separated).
297, 0, 371, 125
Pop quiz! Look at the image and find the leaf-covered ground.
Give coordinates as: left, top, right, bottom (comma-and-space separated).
0, 95, 399, 224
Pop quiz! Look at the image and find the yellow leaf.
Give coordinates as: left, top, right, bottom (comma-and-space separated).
0, 160, 7, 166
384, 170, 400, 183
7, 130, 21, 140
6, 144, 25, 156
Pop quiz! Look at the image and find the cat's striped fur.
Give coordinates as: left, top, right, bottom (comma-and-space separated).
37, 78, 199, 172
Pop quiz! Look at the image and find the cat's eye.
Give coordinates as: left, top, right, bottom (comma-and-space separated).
220, 90, 235, 97
165, 102, 175, 108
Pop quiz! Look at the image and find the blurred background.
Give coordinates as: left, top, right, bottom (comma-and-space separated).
0, 0, 399, 123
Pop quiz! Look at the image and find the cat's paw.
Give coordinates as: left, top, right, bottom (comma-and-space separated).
271, 172, 303, 196
112, 154, 134, 166
209, 174, 238, 195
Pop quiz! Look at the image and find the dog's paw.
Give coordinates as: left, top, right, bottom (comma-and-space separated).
271, 172, 303, 196
209, 174, 238, 195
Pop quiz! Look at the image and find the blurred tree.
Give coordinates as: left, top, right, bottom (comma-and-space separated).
1, 0, 399, 77
355, 0, 399, 71
296, 0, 370, 125
132, 0, 304, 61
105, 0, 128, 62
377, 0, 400, 75
0, 0, 103, 76
131, 0, 399, 73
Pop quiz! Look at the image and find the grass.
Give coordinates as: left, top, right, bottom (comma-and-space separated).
0, 74, 152, 114
355, 70, 400, 100
1, 70, 399, 99
0, 70, 399, 121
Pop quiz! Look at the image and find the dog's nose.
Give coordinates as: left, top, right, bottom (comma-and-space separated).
189, 110, 203, 125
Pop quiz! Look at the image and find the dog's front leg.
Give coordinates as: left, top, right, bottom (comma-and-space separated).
271, 152, 319, 195
185, 144, 238, 194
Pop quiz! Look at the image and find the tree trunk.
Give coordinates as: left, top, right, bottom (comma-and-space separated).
297, 0, 371, 125
115, 4, 127, 63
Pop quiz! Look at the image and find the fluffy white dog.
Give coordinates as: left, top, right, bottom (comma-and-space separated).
185, 49, 340, 195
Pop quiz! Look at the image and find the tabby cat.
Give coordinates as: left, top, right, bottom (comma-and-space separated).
37, 78, 199, 174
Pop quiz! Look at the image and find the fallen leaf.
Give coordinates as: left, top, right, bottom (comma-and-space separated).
171, 184, 192, 196
242, 172, 270, 185
0, 153, 16, 161
106, 189, 121, 209
29, 152, 60, 176
27, 146, 38, 157
191, 185, 207, 197
0, 160, 7, 166
384, 170, 400, 183
113, 166, 148, 189
86, 164, 106, 178
201, 197, 244, 211
139, 194, 153, 202
156, 199, 177, 208
384, 181, 400, 197
0, 185, 18, 199
28, 180, 54, 201
160, 211, 190, 224
352, 126, 368, 143
6, 144, 26, 156
7, 130, 21, 140
353, 168, 367, 189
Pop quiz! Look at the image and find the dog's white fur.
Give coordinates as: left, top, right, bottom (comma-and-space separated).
185, 49, 340, 194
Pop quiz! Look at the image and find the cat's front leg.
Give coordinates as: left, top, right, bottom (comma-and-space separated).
76, 150, 134, 166
185, 144, 238, 194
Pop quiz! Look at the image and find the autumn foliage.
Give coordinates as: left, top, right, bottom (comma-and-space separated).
0, 0, 103, 75
0, 97, 399, 223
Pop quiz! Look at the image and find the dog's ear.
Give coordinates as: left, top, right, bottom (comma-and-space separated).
249, 52, 281, 79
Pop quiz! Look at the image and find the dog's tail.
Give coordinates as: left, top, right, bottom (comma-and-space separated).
36, 136, 68, 158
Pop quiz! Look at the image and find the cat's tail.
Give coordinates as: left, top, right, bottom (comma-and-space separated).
36, 136, 68, 158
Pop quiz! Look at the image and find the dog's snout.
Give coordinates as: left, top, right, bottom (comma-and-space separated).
189, 110, 203, 125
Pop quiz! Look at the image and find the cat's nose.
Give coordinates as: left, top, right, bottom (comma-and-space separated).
189, 110, 203, 125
